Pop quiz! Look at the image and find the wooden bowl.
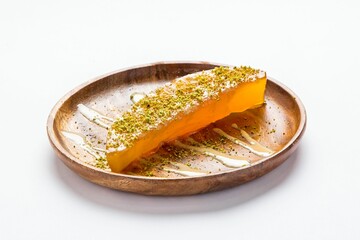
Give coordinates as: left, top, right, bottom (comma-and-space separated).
47, 62, 306, 195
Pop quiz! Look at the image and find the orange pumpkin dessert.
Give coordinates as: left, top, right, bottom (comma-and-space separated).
106, 66, 267, 172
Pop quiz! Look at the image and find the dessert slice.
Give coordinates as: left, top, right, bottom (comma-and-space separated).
106, 66, 267, 172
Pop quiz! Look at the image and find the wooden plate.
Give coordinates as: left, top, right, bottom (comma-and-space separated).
47, 62, 306, 195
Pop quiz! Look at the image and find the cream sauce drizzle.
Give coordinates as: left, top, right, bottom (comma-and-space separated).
61, 131, 106, 159
70, 102, 273, 176
77, 104, 113, 129
214, 126, 273, 157
163, 162, 208, 177
174, 140, 250, 168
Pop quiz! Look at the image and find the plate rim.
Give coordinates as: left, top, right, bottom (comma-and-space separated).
47, 61, 306, 183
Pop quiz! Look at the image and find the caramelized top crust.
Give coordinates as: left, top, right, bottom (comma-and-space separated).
107, 66, 263, 151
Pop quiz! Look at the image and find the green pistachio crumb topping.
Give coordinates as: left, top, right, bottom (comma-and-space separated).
95, 157, 110, 170
107, 66, 261, 149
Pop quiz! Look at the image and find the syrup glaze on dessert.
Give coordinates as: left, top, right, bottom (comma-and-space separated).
105, 66, 267, 172
108, 66, 264, 151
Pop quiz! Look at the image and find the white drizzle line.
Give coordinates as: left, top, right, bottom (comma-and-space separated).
130, 92, 146, 104
163, 162, 208, 177
77, 104, 113, 129
61, 131, 106, 159
214, 127, 273, 157
186, 137, 204, 146
174, 140, 250, 168
231, 124, 254, 143
149, 154, 208, 177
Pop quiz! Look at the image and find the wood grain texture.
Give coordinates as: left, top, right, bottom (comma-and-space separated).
47, 62, 306, 196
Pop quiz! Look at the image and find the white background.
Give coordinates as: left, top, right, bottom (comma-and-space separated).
1, 0, 360, 239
